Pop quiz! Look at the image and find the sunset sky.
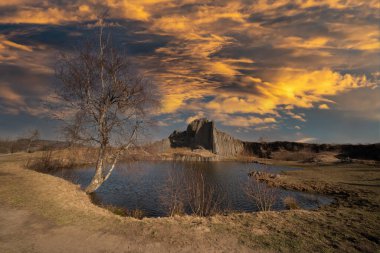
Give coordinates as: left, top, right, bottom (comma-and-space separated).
0, 0, 379, 143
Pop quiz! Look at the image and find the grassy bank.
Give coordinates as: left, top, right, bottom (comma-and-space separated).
0, 152, 379, 252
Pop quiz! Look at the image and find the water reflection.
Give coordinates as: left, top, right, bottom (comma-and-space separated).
53, 161, 332, 217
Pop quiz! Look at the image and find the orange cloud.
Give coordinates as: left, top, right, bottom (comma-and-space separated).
319, 104, 330, 109
79, 5, 91, 13
152, 16, 193, 33
329, 23, 380, 51
103, 0, 174, 21
209, 61, 239, 77
0, 7, 79, 24
1, 39, 33, 52
186, 112, 206, 124
202, 68, 373, 126
0, 85, 24, 105
278, 36, 330, 49
249, 0, 379, 12
211, 114, 277, 127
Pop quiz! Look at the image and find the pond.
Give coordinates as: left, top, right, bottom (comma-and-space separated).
53, 161, 333, 217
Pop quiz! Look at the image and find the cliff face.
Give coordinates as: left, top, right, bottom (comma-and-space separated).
166, 118, 380, 160
169, 118, 244, 157
213, 129, 244, 157
169, 118, 213, 150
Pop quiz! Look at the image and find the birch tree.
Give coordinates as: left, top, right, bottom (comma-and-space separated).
26, 129, 40, 153
55, 17, 156, 193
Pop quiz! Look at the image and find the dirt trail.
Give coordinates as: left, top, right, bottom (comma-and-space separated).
0, 206, 179, 253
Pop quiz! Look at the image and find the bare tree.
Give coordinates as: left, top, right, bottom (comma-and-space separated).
160, 167, 186, 216
245, 176, 277, 211
258, 136, 271, 159
26, 129, 40, 153
55, 16, 157, 193
183, 167, 224, 216
160, 165, 226, 217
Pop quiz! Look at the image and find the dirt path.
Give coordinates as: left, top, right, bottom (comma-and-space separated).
0, 207, 135, 253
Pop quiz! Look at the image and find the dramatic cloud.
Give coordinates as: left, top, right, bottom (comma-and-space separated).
203, 68, 373, 125
0, 0, 379, 142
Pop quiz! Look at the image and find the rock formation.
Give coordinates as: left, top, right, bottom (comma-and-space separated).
169, 118, 244, 157
162, 118, 380, 161
212, 128, 244, 157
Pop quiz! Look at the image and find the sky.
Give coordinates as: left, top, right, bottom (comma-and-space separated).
0, 0, 379, 144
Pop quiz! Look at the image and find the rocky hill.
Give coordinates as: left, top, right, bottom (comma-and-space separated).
158, 118, 380, 161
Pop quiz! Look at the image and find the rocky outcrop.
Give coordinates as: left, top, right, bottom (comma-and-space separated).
169, 118, 214, 150
165, 118, 380, 161
212, 128, 244, 157
169, 118, 244, 157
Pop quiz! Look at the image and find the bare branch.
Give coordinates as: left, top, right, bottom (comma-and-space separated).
54, 14, 158, 193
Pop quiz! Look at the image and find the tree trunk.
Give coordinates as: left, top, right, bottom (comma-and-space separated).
85, 145, 106, 193
27, 140, 32, 153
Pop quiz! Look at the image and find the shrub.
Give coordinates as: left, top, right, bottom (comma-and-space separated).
106, 206, 127, 216
245, 177, 278, 211
25, 151, 75, 173
161, 165, 225, 217
283, 196, 299, 210
127, 209, 145, 219
160, 169, 186, 216
185, 168, 224, 216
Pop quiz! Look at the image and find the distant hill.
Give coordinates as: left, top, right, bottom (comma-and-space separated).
154, 118, 380, 161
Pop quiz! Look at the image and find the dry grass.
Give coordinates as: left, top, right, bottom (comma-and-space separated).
271, 150, 341, 164
271, 150, 318, 162
102, 205, 145, 219
0, 151, 379, 252
25, 150, 76, 173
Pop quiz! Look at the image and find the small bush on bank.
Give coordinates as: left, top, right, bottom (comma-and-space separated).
25, 151, 75, 173
128, 209, 145, 219
283, 196, 299, 210
245, 177, 278, 211
161, 166, 225, 217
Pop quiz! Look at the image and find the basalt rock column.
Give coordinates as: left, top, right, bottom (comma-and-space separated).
169, 118, 244, 157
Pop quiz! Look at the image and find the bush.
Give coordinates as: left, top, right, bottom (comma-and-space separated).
127, 209, 145, 219
245, 177, 278, 211
161, 169, 186, 216
283, 196, 299, 210
25, 151, 75, 173
161, 165, 225, 217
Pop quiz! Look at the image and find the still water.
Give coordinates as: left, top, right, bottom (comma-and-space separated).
53, 161, 333, 217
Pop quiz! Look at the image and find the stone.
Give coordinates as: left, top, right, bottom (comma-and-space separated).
168, 118, 244, 157
165, 118, 380, 161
